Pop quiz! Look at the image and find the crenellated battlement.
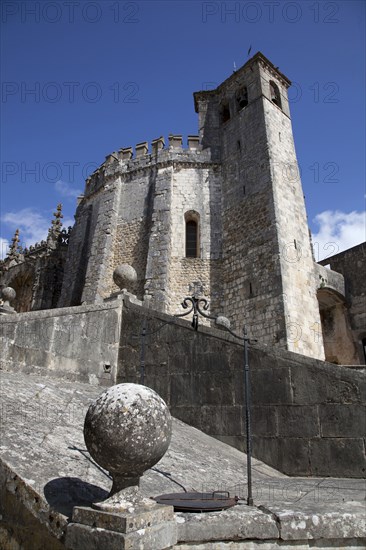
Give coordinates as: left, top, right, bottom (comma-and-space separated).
117, 134, 201, 160
85, 135, 211, 190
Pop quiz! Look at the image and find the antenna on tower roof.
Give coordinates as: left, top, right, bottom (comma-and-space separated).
247, 45, 252, 56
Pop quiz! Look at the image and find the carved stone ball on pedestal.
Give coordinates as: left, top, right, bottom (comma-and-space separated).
84, 383, 172, 511
113, 264, 137, 292
2, 286, 16, 303
0, 287, 16, 314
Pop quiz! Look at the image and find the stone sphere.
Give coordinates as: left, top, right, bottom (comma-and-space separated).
113, 264, 137, 290
216, 315, 231, 330
84, 384, 172, 479
2, 287, 16, 302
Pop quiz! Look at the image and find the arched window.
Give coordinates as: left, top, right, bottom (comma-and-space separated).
186, 221, 198, 258
185, 212, 200, 258
236, 87, 248, 110
269, 81, 282, 109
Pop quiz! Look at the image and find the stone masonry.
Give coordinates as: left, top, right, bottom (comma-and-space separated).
3, 52, 363, 364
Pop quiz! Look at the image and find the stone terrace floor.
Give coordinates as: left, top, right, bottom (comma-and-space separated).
0, 371, 365, 547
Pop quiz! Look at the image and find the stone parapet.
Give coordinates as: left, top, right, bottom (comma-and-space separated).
0, 299, 123, 386
174, 501, 366, 546
117, 299, 366, 478
315, 262, 345, 296
84, 135, 210, 197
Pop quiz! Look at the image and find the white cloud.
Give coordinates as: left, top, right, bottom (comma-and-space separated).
2, 208, 49, 248
55, 180, 82, 199
0, 237, 10, 260
1, 208, 74, 251
311, 210, 366, 261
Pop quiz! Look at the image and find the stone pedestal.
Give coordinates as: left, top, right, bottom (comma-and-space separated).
65, 503, 177, 550
72, 382, 174, 548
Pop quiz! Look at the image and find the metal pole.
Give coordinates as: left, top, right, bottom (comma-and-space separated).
176, 296, 255, 505
140, 318, 147, 385
243, 325, 253, 506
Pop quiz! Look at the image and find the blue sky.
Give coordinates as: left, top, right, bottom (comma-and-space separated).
1, 0, 365, 260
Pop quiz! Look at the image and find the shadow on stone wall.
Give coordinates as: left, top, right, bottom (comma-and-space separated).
117, 299, 366, 478
1, 296, 364, 478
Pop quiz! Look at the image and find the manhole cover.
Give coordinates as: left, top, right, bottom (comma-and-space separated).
153, 491, 238, 512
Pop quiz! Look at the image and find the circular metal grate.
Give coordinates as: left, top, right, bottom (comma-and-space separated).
153, 491, 238, 512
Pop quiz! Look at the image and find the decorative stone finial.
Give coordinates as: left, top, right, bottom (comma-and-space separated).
84, 383, 172, 512
113, 264, 137, 293
53, 203, 63, 223
47, 203, 63, 246
0, 287, 17, 315
7, 229, 20, 260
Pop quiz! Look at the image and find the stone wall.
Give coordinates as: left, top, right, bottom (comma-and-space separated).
1, 296, 364, 477
168, 163, 223, 316
199, 61, 288, 345
58, 201, 93, 307
117, 299, 366, 478
61, 141, 222, 315
112, 220, 149, 298
319, 242, 366, 364
169, 258, 222, 323
194, 52, 325, 359
0, 300, 122, 386
263, 81, 324, 360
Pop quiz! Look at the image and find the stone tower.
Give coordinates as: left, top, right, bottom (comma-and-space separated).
57, 52, 328, 360
195, 52, 324, 358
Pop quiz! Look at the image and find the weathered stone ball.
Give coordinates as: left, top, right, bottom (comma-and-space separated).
84, 384, 172, 479
2, 287, 16, 302
216, 315, 231, 330
113, 264, 137, 290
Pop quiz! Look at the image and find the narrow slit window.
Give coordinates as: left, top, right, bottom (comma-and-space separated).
186, 220, 198, 258
220, 101, 230, 123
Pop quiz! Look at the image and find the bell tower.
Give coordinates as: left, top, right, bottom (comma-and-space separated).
195, 52, 324, 359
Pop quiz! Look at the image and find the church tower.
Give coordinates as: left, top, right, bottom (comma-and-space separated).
58, 52, 326, 360
195, 52, 324, 359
